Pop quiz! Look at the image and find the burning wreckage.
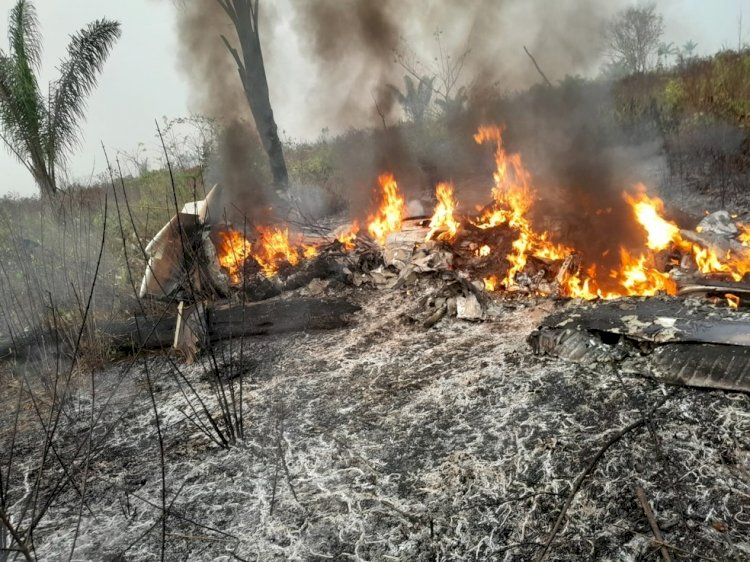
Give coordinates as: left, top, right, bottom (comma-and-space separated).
10, 123, 745, 560
138, 125, 750, 395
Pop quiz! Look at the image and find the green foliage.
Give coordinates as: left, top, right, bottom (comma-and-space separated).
287, 144, 335, 186
0, 0, 121, 197
612, 48, 750, 135
662, 78, 685, 111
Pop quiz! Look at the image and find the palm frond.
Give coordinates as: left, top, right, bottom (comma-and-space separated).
385, 83, 407, 105
0, 2, 47, 172
403, 75, 416, 99
8, 0, 42, 70
5, 0, 45, 155
0, 54, 24, 148
47, 18, 121, 166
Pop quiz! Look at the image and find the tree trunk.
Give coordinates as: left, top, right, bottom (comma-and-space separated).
221, 0, 289, 190
31, 159, 57, 198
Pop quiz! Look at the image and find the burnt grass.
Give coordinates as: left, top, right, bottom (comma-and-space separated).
2, 286, 750, 561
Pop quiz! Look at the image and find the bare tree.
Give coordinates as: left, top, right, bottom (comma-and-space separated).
395, 29, 470, 117
604, 3, 664, 74
217, 0, 288, 189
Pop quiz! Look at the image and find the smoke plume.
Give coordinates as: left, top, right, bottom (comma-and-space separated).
175, 1, 273, 226
173, 0, 667, 272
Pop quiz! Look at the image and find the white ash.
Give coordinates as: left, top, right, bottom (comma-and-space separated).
3, 288, 749, 561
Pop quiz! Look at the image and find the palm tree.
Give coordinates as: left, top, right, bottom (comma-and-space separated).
387, 75, 435, 122
0, 0, 120, 197
656, 41, 678, 69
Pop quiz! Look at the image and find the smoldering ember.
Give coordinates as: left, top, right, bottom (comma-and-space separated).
2, 2, 750, 562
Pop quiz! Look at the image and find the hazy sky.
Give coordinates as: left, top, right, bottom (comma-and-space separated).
1, 0, 749, 196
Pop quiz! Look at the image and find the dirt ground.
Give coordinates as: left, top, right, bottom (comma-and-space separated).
1, 281, 746, 562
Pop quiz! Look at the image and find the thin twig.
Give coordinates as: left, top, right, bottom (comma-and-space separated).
144, 359, 168, 562
372, 92, 388, 130
534, 417, 647, 561
636, 485, 673, 562
0, 510, 33, 562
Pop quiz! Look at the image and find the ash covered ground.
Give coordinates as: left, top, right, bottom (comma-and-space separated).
4, 285, 750, 561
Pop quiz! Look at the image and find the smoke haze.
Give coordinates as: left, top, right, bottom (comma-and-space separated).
175, 1, 274, 225
174, 0, 668, 272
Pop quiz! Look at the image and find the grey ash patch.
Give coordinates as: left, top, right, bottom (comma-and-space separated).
3, 289, 749, 560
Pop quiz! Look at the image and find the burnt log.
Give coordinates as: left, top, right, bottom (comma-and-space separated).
107, 297, 359, 352
0, 297, 360, 362
207, 297, 358, 339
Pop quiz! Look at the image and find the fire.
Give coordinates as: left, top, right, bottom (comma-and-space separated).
217, 229, 253, 283
367, 173, 405, 245
623, 187, 681, 251
473, 125, 572, 289
617, 249, 677, 296
303, 244, 319, 259
738, 223, 750, 246
254, 226, 309, 276
336, 220, 360, 250
726, 293, 740, 309
221, 123, 750, 302
483, 276, 498, 291
426, 182, 460, 241
216, 226, 317, 281
692, 246, 750, 282
470, 128, 678, 298
624, 188, 750, 283
560, 250, 677, 300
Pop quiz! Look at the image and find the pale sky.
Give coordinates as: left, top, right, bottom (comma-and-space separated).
1, 0, 749, 197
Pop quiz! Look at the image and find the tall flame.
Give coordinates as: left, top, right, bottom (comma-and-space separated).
367, 173, 405, 245
471, 126, 677, 299
474, 125, 571, 288
426, 182, 460, 241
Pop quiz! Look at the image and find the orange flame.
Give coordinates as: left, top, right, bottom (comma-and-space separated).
426, 182, 460, 241
738, 223, 750, 246
483, 276, 498, 292
336, 220, 360, 250
617, 249, 677, 296
726, 293, 740, 309
254, 226, 305, 276
473, 125, 572, 289
367, 173, 405, 245
623, 187, 681, 251
470, 127, 678, 298
560, 250, 677, 300
217, 229, 253, 283
216, 226, 317, 281
624, 188, 750, 283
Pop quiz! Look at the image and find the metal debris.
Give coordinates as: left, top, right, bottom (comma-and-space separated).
529, 297, 750, 393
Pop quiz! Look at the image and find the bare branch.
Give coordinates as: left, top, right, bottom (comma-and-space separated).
523, 46, 553, 87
